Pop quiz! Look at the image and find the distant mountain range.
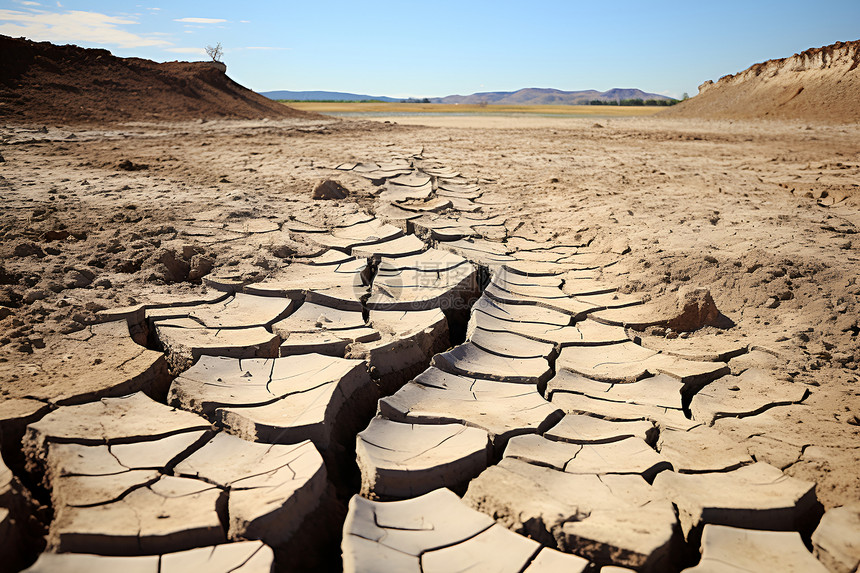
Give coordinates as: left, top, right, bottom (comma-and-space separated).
260, 87, 675, 104
431, 88, 673, 105
259, 90, 399, 102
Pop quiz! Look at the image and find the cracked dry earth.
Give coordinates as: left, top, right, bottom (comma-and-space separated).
0, 117, 859, 573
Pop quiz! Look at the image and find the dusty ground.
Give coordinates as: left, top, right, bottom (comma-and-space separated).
1, 113, 858, 513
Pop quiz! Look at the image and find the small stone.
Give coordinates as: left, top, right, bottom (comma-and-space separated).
23, 289, 48, 304
13, 242, 44, 258
764, 297, 779, 309
187, 255, 214, 281
270, 244, 296, 259
64, 270, 93, 288
42, 229, 71, 243
74, 266, 95, 280
777, 290, 793, 301
84, 301, 107, 312
312, 179, 349, 200
117, 159, 148, 171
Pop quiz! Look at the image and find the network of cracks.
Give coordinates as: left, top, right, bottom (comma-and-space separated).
1, 151, 855, 573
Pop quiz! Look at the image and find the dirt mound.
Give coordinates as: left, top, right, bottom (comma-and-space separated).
662, 40, 860, 123
0, 35, 318, 125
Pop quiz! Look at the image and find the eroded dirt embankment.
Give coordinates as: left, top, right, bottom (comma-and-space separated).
662, 39, 860, 122
0, 35, 317, 124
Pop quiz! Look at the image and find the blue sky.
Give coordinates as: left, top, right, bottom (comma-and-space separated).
1, 0, 858, 99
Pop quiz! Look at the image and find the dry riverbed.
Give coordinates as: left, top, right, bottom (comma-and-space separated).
1, 113, 858, 570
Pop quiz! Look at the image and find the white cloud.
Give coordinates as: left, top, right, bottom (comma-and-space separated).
240, 20, 250, 23
174, 17, 225, 24
17, 1, 41, 6
0, 8, 171, 48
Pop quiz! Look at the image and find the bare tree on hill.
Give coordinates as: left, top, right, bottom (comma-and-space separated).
205, 42, 223, 62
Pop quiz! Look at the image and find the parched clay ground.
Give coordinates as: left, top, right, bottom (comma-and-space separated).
1, 114, 859, 571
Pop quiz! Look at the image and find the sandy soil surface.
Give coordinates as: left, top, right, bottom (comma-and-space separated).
1, 114, 859, 553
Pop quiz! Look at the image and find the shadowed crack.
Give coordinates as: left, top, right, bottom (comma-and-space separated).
67, 474, 162, 509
